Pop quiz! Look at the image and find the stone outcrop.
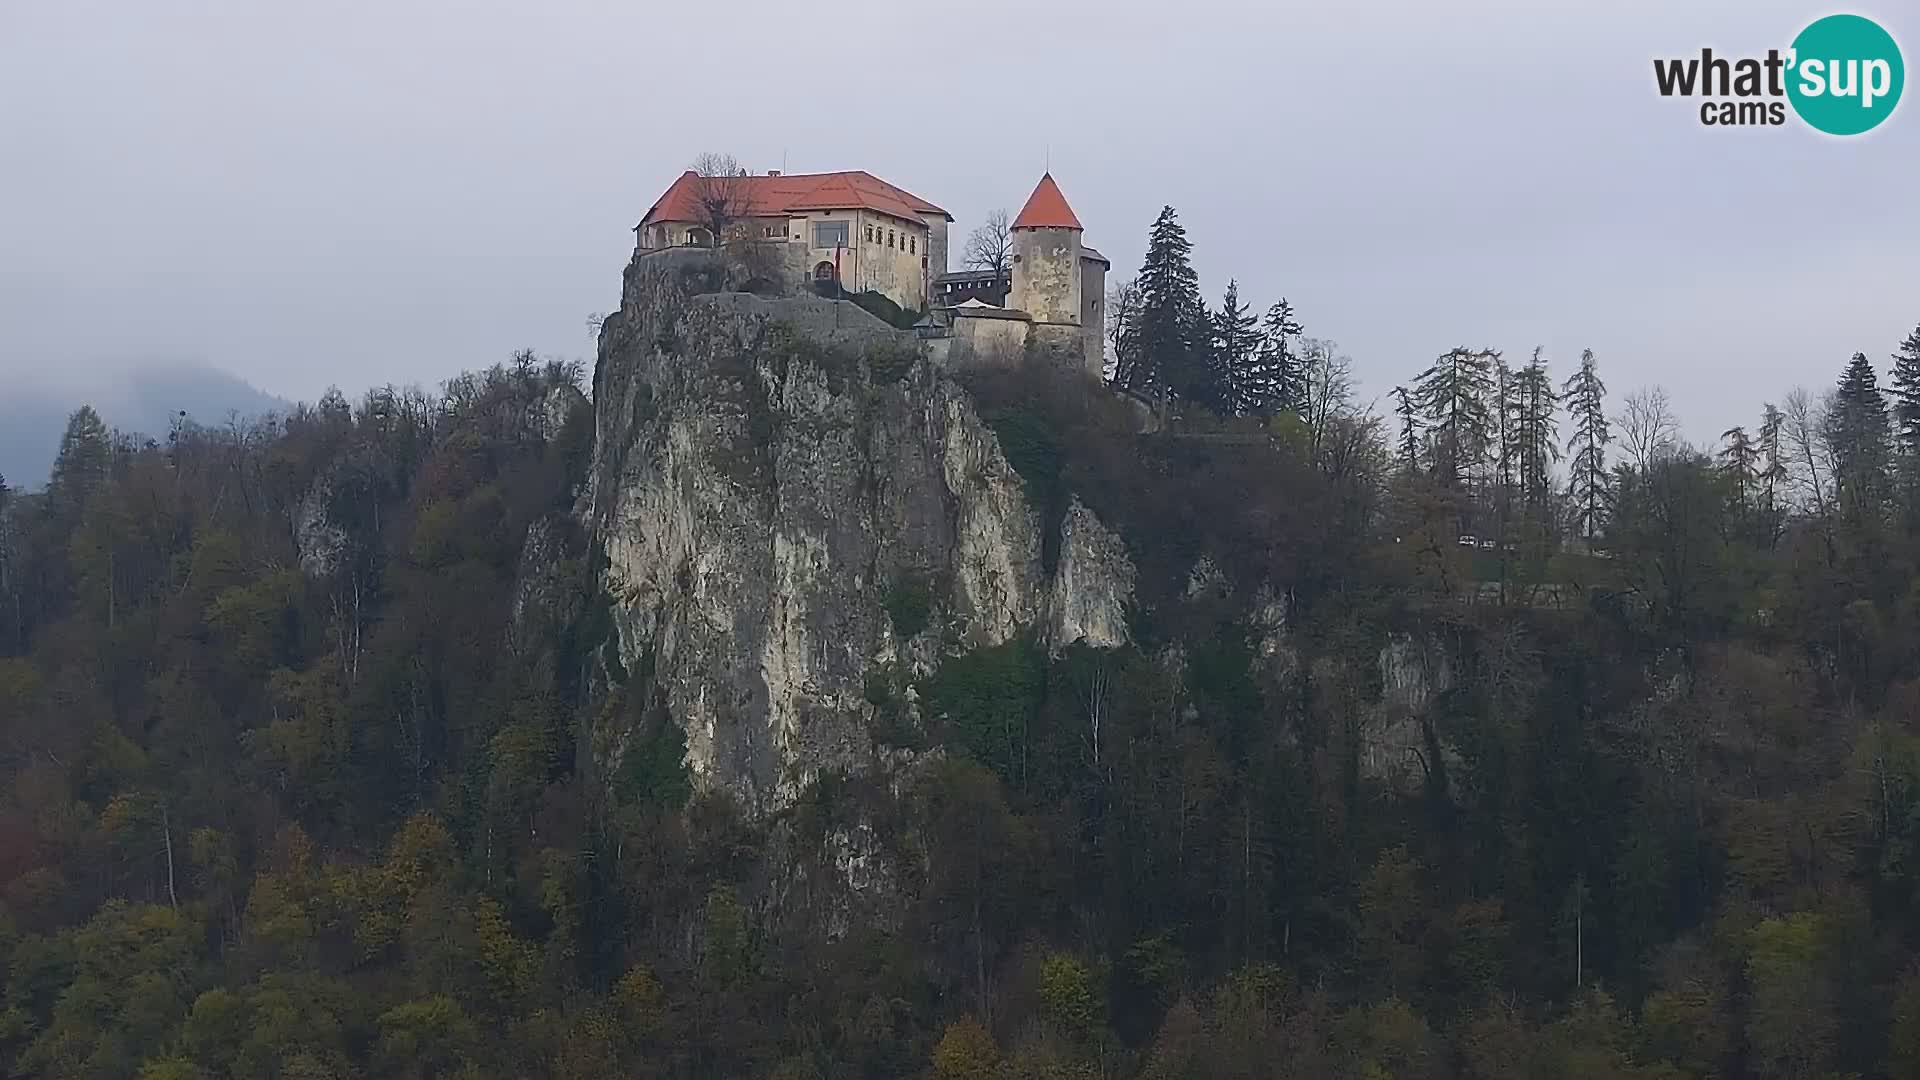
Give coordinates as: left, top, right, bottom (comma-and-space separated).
583, 265, 1136, 813
1363, 632, 1462, 794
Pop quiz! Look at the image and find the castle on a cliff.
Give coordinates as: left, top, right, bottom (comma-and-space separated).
634, 169, 1108, 380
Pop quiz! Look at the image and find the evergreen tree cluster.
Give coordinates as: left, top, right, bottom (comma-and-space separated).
1109, 206, 1308, 418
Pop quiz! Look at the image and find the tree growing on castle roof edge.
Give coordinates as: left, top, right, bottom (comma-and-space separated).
689, 151, 752, 248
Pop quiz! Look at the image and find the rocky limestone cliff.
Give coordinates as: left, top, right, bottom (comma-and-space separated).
584, 266, 1135, 812
1363, 632, 1463, 794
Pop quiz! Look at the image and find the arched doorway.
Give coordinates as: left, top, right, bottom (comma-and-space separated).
685, 227, 713, 248
813, 261, 839, 284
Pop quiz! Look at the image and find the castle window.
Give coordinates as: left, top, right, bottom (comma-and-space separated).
813, 221, 849, 248
886, 230, 894, 248
909, 237, 916, 254
865, 225, 873, 242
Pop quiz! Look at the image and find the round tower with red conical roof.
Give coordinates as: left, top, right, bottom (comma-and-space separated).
1009, 172, 1085, 327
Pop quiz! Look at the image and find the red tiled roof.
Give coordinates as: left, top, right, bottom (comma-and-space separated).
639, 170, 950, 228
1011, 172, 1082, 231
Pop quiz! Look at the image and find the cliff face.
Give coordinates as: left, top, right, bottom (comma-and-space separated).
1365, 632, 1461, 794
584, 266, 1134, 812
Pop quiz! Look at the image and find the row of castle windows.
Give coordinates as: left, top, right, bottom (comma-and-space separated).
655, 218, 920, 253
862, 224, 915, 253
805, 220, 918, 253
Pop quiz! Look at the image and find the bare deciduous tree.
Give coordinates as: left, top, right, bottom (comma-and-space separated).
1616, 386, 1680, 471
688, 152, 752, 247
1105, 277, 1141, 384
961, 209, 1013, 275
1299, 338, 1356, 460
1782, 387, 1835, 515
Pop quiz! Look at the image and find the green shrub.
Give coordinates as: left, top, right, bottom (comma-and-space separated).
614, 703, 689, 809
846, 290, 925, 331
883, 573, 938, 639
866, 340, 919, 384
985, 405, 1069, 570
920, 637, 1046, 788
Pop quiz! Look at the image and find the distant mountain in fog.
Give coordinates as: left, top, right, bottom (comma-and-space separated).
1, 365, 289, 489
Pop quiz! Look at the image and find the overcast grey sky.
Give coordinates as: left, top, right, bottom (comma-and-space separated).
3, 0, 1915, 444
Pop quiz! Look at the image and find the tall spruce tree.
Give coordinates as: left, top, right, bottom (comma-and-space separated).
1512, 348, 1559, 525
1892, 324, 1920, 455
1827, 351, 1892, 520
1494, 354, 1518, 533
1128, 206, 1212, 408
1210, 280, 1261, 416
1247, 299, 1304, 416
1719, 426, 1759, 508
1411, 347, 1499, 492
1562, 349, 1611, 543
1890, 324, 1920, 517
1759, 403, 1788, 515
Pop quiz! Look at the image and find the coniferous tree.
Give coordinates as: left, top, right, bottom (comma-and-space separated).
1890, 324, 1920, 516
1210, 280, 1261, 416
1512, 348, 1560, 527
1759, 403, 1788, 514
1247, 299, 1304, 416
1411, 347, 1498, 492
1393, 387, 1421, 478
1719, 426, 1758, 508
1562, 349, 1611, 543
1892, 324, 1920, 456
1127, 206, 1212, 409
1827, 351, 1892, 520
1493, 354, 1518, 538
48, 405, 111, 529
0, 471, 11, 634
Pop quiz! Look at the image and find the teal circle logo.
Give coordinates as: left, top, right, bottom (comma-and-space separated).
1787, 14, 1904, 135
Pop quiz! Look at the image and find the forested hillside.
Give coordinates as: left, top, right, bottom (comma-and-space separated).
8, 266, 1920, 1080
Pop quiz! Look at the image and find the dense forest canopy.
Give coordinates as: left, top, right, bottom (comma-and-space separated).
7, 202, 1920, 1080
